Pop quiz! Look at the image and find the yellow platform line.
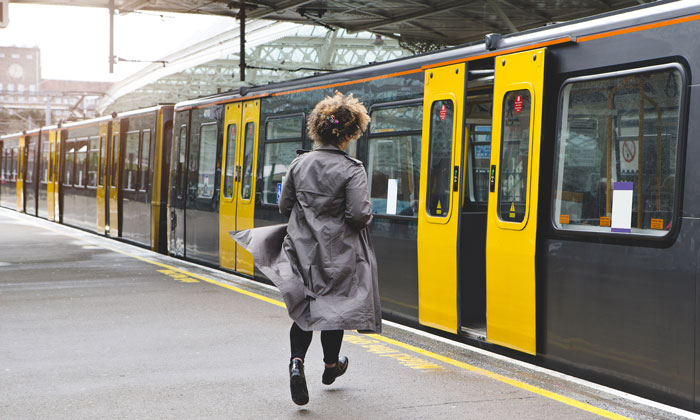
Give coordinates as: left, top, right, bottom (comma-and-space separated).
8, 211, 628, 420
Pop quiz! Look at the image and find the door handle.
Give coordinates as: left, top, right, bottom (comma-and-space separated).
490, 165, 497, 193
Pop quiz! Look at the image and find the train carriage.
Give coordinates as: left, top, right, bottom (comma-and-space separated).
4, 0, 700, 412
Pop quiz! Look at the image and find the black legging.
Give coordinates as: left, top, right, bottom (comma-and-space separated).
290, 322, 344, 364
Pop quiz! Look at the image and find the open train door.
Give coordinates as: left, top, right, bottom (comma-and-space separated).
219, 100, 260, 275
485, 48, 546, 355
417, 63, 467, 333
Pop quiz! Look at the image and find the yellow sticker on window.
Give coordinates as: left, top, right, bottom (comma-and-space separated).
559, 214, 570, 224
600, 217, 611, 227
651, 218, 664, 230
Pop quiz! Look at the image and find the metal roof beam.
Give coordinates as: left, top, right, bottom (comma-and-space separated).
346, 0, 467, 32
487, 0, 517, 33
246, 0, 315, 19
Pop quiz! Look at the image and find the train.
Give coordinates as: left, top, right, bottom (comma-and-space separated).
2, 0, 700, 412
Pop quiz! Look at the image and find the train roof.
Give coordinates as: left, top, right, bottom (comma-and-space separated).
175, 0, 699, 110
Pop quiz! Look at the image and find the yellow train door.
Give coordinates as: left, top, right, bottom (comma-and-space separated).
485, 48, 547, 355
96, 122, 109, 234
108, 120, 120, 236
219, 100, 260, 275
47, 130, 58, 221
17, 136, 25, 212
417, 63, 467, 333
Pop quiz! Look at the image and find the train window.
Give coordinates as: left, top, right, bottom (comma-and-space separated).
223, 124, 237, 199
140, 130, 151, 191
123, 131, 140, 191
176, 125, 187, 200
367, 104, 422, 216
266, 116, 302, 140
49, 142, 54, 183
497, 90, 531, 223
426, 100, 454, 217
63, 142, 75, 186
262, 142, 299, 204
26, 141, 35, 184
467, 125, 491, 204
111, 134, 119, 188
98, 135, 105, 187
88, 136, 99, 187
240, 122, 255, 200
197, 123, 218, 199
552, 65, 684, 236
12, 148, 17, 181
41, 135, 49, 184
75, 142, 88, 187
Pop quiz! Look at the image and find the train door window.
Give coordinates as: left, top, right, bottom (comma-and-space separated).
98, 135, 105, 187
367, 103, 422, 216
240, 122, 255, 200
41, 135, 49, 183
12, 148, 18, 181
497, 90, 531, 223
26, 140, 35, 184
139, 130, 151, 191
63, 142, 75, 186
262, 116, 303, 204
426, 100, 454, 217
111, 134, 119, 188
123, 131, 139, 191
552, 65, 684, 236
0, 149, 4, 182
88, 136, 99, 187
197, 123, 217, 199
223, 124, 237, 199
75, 141, 88, 187
176, 124, 187, 200
467, 125, 491, 204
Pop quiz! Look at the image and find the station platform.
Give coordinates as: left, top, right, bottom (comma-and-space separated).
1, 207, 697, 420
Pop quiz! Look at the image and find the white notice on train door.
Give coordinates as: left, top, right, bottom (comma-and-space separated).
387, 179, 398, 215
611, 182, 633, 233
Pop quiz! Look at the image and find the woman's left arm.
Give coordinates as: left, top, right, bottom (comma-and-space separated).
344, 164, 373, 230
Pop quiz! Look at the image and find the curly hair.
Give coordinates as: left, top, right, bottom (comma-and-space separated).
307, 91, 370, 146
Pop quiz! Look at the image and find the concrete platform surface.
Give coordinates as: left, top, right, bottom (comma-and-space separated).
0, 208, 697, 420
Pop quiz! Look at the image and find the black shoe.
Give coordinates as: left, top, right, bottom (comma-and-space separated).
289, 358, 309, 406
322, 356, 348, 385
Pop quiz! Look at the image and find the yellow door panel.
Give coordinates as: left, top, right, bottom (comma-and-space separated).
486, 48, 546, 355
108, 120, 120, 236
17, 136, 24, 212
219, 102, 243, 270
235, 100, 261, 276
47, 131, 58, 221
97, 123, 109, 234
417, 63, 466, 334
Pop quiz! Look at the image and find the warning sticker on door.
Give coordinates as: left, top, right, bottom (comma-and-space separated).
514, 95, 523, 113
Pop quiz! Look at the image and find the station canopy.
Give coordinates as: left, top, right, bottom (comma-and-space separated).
12, 0, 651, 46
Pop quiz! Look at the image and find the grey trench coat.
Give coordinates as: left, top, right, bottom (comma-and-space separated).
230, 145, 381, 333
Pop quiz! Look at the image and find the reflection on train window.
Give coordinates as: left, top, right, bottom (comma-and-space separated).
12, 148, 17, 181
63, 142, 75, 186
75, 142, 88, 187
468, 125, 491, 204
552, 66, 683, 236
198, 123, 218, 199
88, 136, 99, 187
98, 136, 105, 187
176, 125, 187, 199
498, 90, 531, 223
223, 124, 237, 199
26, 140, 35, 184
240, 122, 255, 200
41, 135, 49, 184
123, 131, 140, 191
367, 103, 422, 216
426, 100, 453, 217
263, 141, 300, 204
140, 130, 151, 191
49, 142, 54, 184
111, 134, 119, 188
266, 116, 302, 140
